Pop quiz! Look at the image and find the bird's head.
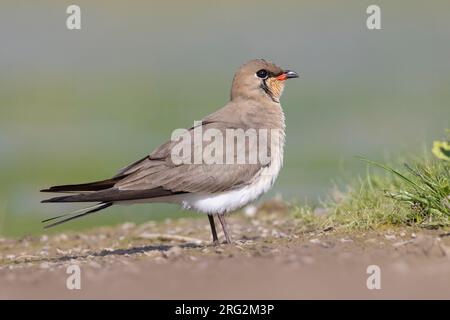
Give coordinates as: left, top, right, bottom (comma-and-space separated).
230, 59, 298, 103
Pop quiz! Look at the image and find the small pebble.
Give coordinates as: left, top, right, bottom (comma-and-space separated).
121, 222, 135, 230
163, 246, 182, 259
244, 205, 257, 218
215, 248, 224, 254
56, 248, 68, 255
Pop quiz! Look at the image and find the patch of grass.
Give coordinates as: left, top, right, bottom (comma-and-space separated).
290, 152, 450, 232
329, 154, 449, 230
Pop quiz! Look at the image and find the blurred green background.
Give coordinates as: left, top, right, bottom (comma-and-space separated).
0, 0, 449, 236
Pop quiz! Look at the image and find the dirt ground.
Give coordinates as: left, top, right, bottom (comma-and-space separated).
1, 203, 450, 299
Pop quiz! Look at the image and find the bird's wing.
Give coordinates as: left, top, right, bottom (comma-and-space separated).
114, 120, 271, 194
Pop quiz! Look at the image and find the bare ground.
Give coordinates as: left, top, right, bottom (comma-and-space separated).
1, 202, 450, 299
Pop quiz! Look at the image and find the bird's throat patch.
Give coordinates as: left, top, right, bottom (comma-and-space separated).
265, 77, 285, 101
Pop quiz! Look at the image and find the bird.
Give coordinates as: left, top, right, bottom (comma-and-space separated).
41, 59, 299, 245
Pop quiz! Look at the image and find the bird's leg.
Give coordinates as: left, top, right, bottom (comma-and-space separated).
208, 214, 219, 245
217, 213, 232, 244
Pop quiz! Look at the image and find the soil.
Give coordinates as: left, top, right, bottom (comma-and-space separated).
1, 202, 450, 299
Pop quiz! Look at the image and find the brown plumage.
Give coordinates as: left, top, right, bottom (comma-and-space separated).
41, 59, 299, 244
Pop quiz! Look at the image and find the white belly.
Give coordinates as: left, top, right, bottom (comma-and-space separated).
179, 169, 281, 214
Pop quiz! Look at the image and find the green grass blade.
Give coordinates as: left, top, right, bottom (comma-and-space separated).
355, 156, 424, 190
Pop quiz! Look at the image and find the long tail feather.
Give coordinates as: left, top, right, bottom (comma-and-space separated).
42, 202, 113, 229
41, 187, 178, 203
40, 178, 121, 193
41, 203, 106, 223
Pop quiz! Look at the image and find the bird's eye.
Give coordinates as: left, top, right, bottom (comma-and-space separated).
256, 69, 268, 79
